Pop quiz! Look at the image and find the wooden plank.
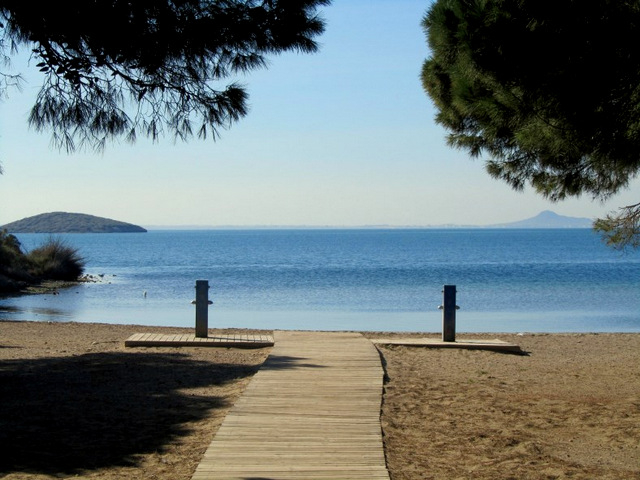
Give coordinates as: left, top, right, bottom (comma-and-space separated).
371, 336, 523, 352
190, 331, 390, 480
124, 333, 274, 348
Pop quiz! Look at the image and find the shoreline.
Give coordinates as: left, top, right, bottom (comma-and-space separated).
1, 321, 638, 479
2, 316, 640, 335
0, 274, 105, 298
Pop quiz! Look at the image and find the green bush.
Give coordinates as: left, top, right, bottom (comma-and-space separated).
26, 237, 86, 281
0, 232, 86, 293
0, 230, 32, 281
0, 230, 23, 266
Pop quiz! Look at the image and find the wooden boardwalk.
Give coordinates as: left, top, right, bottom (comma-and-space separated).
124, 333, 274, 348
371, 337, 522, 353
191, 331, 390, 480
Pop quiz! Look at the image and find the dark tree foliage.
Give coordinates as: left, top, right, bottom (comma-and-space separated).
422, 0, 640, 249
593, 202, 640, 250
0, 0, 330, 152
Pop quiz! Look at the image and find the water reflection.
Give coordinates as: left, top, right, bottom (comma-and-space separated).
0, 284, 86, 322
0, 304, 73, 322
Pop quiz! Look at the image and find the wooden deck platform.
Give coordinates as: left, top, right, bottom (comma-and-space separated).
191, 331, 390, 480
371, 337, 522, 353
124, 332, 274, 349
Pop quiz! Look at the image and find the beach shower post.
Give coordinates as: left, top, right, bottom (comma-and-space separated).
438, 285, 459, 342
193, 280, 213, 338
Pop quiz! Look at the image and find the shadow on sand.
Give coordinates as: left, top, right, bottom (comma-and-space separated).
0, 351, 261, 476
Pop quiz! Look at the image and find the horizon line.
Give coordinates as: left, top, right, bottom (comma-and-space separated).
142, 224, 594, 230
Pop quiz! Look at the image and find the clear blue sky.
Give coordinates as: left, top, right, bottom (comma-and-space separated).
1, 0, 637, 227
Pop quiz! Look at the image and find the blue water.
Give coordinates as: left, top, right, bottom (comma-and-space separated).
1, 229, 639, 332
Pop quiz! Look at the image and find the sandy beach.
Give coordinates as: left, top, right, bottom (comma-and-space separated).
370, 331, 640, 480
0, 321, 638, 479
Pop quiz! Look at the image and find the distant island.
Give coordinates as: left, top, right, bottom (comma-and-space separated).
2, 212, 147, 233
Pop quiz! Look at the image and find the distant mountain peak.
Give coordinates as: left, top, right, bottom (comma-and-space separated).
492, 211, 592, 228
537, 209, 559, 216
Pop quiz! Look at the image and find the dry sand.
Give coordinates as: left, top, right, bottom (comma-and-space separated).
0, 321, 638, 479
369, 332, 640, 480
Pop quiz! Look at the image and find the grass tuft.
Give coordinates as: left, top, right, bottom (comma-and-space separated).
26, 236, 86, 281
1, 230, 86, 292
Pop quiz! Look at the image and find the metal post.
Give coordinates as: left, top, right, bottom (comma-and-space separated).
194, 280, 211, 338
441, 285, 457, 342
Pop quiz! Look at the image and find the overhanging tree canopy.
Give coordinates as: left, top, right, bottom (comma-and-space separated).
422, 0, 640, 249
0, 0, 330, 153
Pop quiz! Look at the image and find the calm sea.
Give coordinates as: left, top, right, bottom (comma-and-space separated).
1, 229, 639, 333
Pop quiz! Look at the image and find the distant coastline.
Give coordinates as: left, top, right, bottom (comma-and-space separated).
3, 210, 592, 232
143, 225, 593, 231
143, 210, 593, 231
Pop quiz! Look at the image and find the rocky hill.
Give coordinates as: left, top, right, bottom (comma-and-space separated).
2, 212, 147, 233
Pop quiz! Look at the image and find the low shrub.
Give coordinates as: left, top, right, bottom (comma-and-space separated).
26, 237, 86, 281
0, 232, 86, 293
